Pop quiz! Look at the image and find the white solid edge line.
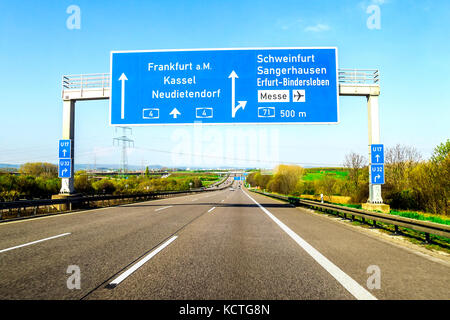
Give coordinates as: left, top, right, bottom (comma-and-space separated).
243, 190, 377, 300
208, 207, 216, 213
109, 235, 178, 287
155, 206, 173, 211
0, 233, 71, 253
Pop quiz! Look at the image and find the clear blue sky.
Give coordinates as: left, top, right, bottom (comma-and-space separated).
0, 0, 449, 169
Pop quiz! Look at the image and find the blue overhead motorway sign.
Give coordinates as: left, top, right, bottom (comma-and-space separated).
110, 48, 339, 125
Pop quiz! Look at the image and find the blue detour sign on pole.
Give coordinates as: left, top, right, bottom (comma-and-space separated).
59, 139, 71, 159
370, 164, 385, 184
58, 159, 72, 178
371, 144, 384, 164
110, 48, 339, 125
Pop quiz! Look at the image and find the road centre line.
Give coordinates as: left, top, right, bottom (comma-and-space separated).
108, 236, 178, 287
0, 233, 71, 253
242, 190, 377, 300
208, 207, 216, 213
155, 206, 173, 212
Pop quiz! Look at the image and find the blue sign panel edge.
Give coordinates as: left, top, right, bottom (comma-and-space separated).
109, 47, 340, 126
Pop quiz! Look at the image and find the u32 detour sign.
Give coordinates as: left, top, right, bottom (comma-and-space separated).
110, 47, 339, 125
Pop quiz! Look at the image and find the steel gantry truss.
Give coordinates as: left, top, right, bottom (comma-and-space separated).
60, 69, 383, 205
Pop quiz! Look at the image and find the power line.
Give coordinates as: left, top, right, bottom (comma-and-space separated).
132, 146, 341, 167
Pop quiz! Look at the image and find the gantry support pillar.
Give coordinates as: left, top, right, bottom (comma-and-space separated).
59, 99, 75, 194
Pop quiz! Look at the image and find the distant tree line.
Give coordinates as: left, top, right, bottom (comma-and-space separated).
73, 172, 205, 195
0, 163, 214, 201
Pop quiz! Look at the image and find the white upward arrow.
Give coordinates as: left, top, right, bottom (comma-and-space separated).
62, 149, 67, 157
169, 108, 181, 119
375, 154, 380, 162
229, 71, 247, 118
119, 73, 128, 119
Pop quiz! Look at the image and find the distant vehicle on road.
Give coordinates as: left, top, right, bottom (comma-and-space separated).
229, 188, 235, 191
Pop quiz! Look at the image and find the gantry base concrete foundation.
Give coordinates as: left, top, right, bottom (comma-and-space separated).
362, 202, 390, 214
51, 194, 81, 211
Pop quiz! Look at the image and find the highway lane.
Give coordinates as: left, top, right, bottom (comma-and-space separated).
0, 188, 230, 299
87, 183, 355, 300
0, 182, 449, 299
245, 190, 450, 300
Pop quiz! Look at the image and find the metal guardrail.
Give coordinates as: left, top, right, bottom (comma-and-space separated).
338, 69, 379, 85
62, 69, 380, 93
0, 182, 232, 221
250, 189, 450, 241
62, 73, 110, 90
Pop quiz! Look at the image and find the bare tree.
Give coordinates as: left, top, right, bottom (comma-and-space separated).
385, 144, 421, 191
19, 162, 58, 178
343, 152, 367, 191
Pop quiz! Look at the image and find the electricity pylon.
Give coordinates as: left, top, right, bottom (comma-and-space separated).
113, 127, 134, 175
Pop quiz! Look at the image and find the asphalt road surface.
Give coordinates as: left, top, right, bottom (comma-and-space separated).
1, 182, 449, 300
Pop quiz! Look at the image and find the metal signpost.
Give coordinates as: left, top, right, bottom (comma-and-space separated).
110, 48, 339, 126
58, 139, 72, 179
370, 144, 384, 186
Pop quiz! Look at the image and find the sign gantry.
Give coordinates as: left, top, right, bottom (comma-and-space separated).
59, 49, 385, 211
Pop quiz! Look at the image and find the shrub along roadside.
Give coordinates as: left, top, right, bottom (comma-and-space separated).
246, 140, 450, 217
0, 170, 222, 201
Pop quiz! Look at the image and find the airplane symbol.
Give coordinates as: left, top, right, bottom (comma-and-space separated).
293, 90, 305, 102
